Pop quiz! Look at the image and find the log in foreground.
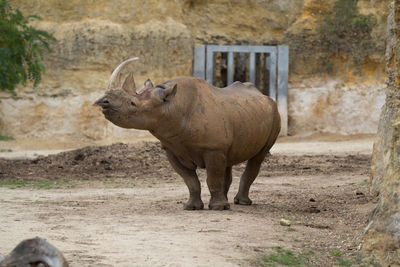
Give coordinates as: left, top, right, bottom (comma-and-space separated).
0, 237, 68, 267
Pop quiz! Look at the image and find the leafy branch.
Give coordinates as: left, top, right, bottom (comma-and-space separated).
0, 0, 56, 92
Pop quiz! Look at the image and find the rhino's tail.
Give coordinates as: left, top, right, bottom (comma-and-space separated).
264, 106, 281, 155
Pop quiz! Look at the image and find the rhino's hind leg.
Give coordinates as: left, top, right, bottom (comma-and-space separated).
234, 147, 270, 205
165, 150, 204, 210
224, 167, 232, 199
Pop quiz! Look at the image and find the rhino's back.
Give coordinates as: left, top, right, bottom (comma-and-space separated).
169, 77, 263, 100
166, 77, 279, 166
213, 83, 278, 164
211, 81, 264, 98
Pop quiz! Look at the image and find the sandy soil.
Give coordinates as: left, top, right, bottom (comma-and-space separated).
0, 136, 374, 266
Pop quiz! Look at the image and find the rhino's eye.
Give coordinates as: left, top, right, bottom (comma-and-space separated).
130, 101, 136, 106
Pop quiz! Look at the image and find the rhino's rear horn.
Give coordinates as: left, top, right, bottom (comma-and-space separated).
108, 57, 139, 90
122, 73, 137, 96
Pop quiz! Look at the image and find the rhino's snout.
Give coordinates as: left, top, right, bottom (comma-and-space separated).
94, 96, 110, 108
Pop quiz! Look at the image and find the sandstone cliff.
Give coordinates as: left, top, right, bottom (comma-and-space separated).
0, 0, 391, 141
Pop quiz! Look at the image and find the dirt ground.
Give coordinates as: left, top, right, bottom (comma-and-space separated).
0, 135, 374, 266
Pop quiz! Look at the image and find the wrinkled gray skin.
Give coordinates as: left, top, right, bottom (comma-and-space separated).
95, 58, 281, 210
0, 237, 68, 267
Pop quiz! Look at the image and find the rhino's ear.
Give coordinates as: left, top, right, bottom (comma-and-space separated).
163, 83, 177, 102
155, 84, 177, 103
144, 78, 154, 88
122, 73, 136, 95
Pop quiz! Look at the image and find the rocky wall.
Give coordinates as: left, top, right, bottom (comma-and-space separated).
289, 79, 385, 135
362, 1, 400, 265
0, 0, 390, 141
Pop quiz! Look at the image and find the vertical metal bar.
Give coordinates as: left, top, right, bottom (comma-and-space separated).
264, 54, 271, 96
206, 47, 214, 85
193, 45, 205, 79
265, 54, 271, 68
249, 52, 256, 84
277, 45, 289, 136
255, 53, 260, 89
268, 52, 277, 101
227, 52, 234, 85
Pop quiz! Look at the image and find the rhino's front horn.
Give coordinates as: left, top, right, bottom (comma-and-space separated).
108, 57, 139, 90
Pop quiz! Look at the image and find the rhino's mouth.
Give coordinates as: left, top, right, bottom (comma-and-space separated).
95, 98, 117, 115
102, 107, 117, 115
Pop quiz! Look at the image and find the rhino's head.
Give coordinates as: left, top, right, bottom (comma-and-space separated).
94, 58, 177, 130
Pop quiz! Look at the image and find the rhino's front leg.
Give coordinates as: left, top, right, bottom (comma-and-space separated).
165, 150, 204, 210
204, 152, 230, 210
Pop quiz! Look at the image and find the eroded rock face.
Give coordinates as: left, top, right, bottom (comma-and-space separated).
363, 1, 400, 265
289, 80, 385, 135
1, 6, 193, 140
0, 0, 390, 140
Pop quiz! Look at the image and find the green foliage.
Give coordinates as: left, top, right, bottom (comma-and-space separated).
318, 0, 377, 67
0, 180, 29, 187
254, 246, 309, 266
0, 135, 14, 141
338, 259, 352, 266
0, 0, 55, 92
0, 180, 71, 189
330, 249, 341, 257
330, 249, 352, 266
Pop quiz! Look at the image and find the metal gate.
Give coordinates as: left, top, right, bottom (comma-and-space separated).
193, 45, 289, 136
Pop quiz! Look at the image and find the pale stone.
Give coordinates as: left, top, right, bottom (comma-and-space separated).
0, 93, 152, 141
279, 219, 291, 226
289, 80, 385, 135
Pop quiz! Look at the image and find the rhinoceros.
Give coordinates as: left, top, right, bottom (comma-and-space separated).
95, 58, 281, 210
0, 237, 68, 267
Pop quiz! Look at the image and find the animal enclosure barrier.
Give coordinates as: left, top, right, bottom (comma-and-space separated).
193, 45, 289, 136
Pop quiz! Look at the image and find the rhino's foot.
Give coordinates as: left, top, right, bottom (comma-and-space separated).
184, 199, 204, 210
234, 195, 253, 205
209, 200, 230, 210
